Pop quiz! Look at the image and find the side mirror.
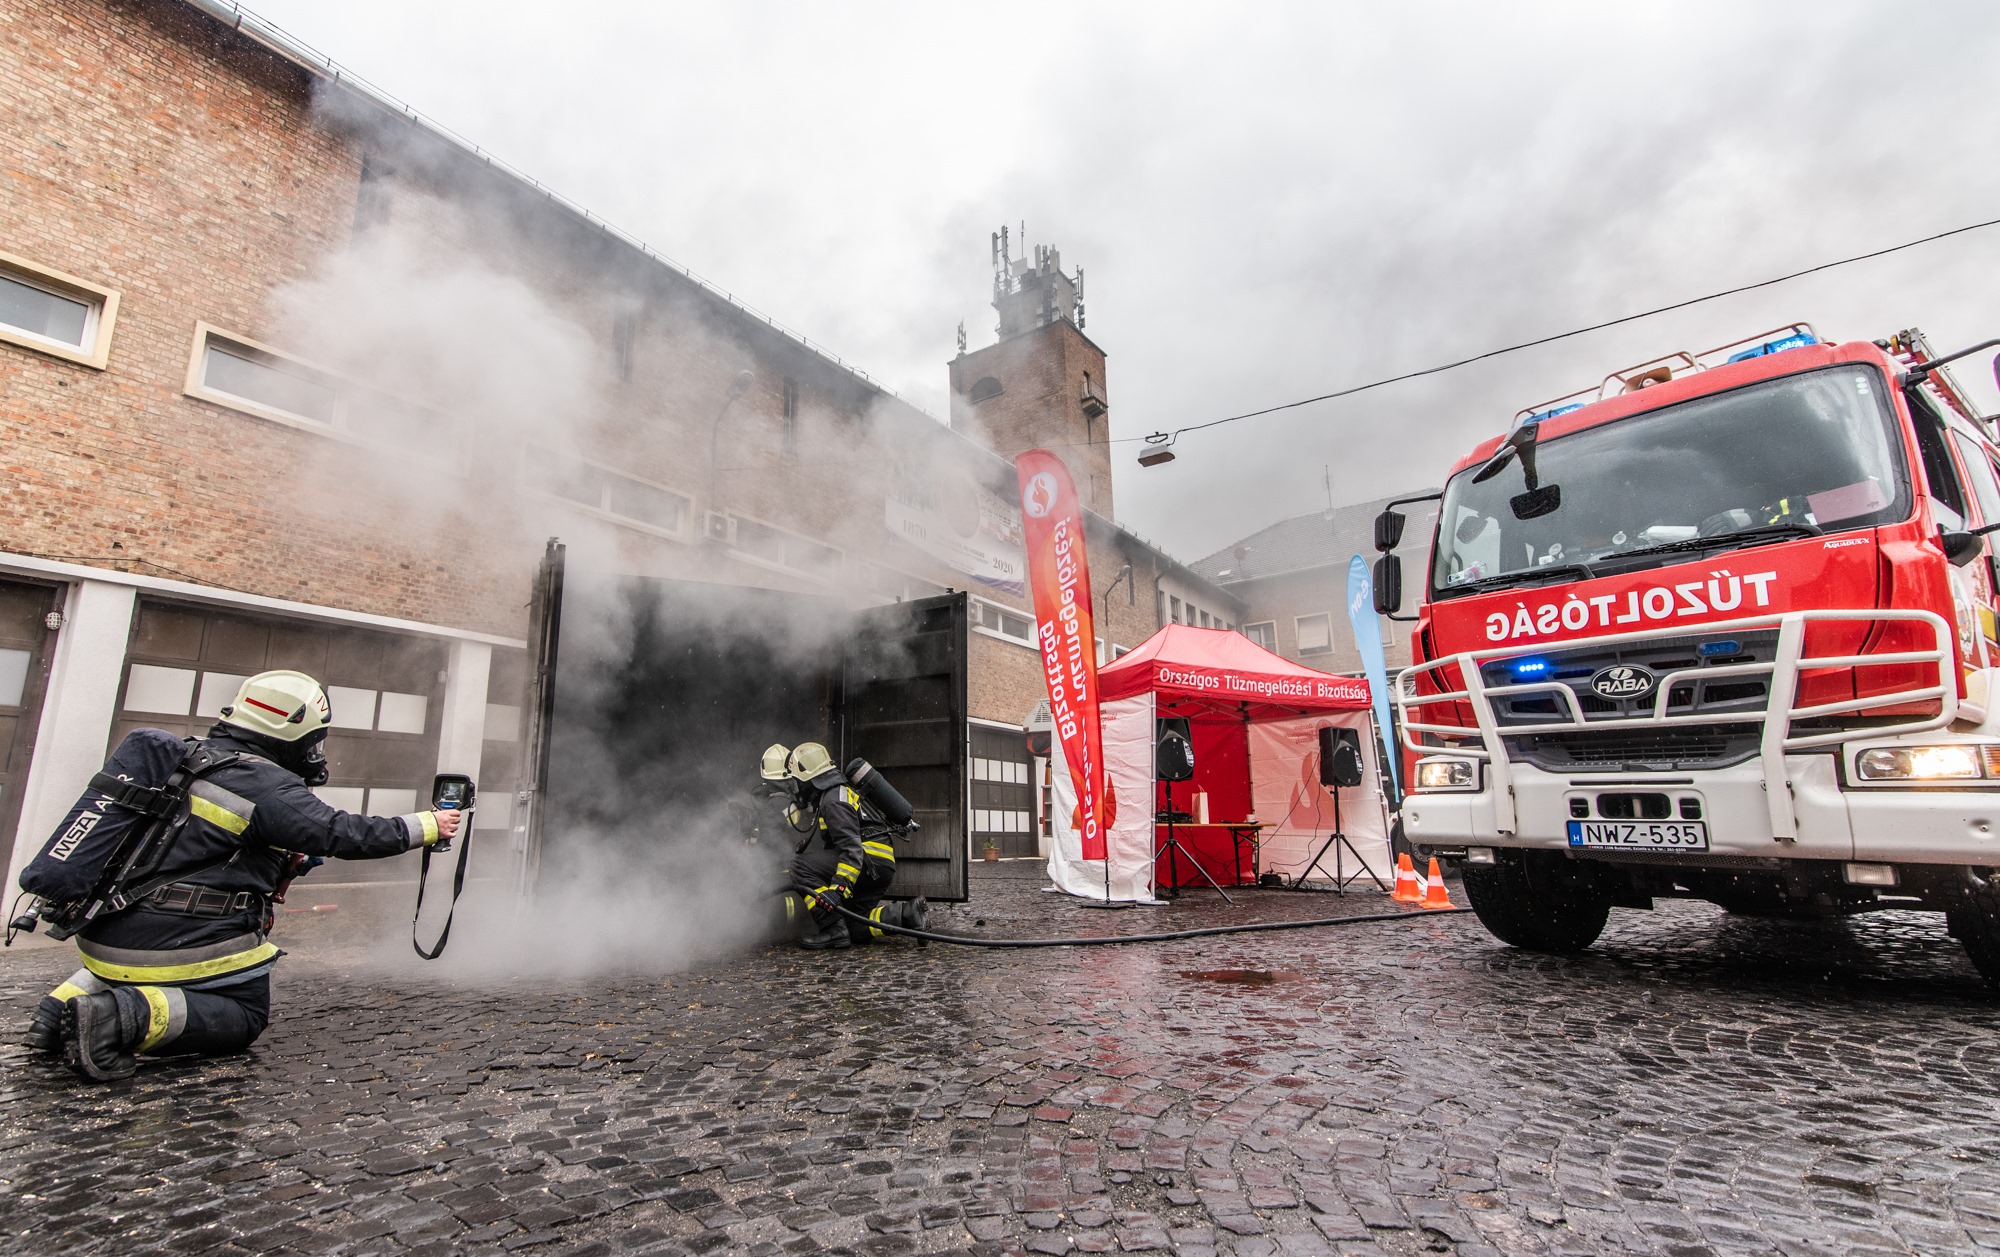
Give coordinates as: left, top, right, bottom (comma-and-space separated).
1372, 554, 1403, 616
1374, 509, 1406, 553
1941, 529, 1985, 567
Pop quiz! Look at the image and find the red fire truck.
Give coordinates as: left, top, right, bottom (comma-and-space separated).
1371, 323, 2000, 978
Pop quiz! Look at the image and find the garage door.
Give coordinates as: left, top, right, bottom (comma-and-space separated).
111, 600, 446, 883
0, 579, 60, 876
970, 724, 1037, 858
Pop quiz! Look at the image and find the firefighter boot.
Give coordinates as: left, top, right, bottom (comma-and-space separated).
851, 896, 929, 944
21, 996, 64, 1055
799, 920, 852, 950
62, 989, 147, 1081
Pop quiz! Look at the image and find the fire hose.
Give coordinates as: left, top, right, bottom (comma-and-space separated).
832, 901, 1467, 948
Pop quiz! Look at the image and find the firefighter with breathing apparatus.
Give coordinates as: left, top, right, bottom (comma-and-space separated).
762, 742, 926, 950
12, 670, 460, 1080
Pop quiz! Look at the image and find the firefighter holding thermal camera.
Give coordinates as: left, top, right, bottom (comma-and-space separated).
761, 742, 925, 950
15, 670, 462, 1081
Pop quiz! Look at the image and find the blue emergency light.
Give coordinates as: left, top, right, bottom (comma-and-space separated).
1516, 402, 1585, 428
1510, 657, 1552, 680
1698, 639, 1742, 658
1725, 332, 1819, 363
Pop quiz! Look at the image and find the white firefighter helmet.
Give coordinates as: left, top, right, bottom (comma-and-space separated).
760, 743, 792, 782
219, 670, 333, 742
787, 741, 838, 785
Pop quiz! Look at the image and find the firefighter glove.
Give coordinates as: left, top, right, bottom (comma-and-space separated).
808, 886, 846, 929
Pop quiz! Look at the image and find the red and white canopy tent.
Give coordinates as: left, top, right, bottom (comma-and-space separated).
1046, 625, 1391, 903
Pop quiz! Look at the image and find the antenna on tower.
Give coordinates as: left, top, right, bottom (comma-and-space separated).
1075, 267, 1086, 329
956, 320, 967, 355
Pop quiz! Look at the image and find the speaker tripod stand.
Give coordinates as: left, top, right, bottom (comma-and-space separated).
1156, 778, 1233, 903
1293, 787, 1389, 894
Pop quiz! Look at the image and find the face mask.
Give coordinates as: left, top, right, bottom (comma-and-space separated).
296, 737, 330, 788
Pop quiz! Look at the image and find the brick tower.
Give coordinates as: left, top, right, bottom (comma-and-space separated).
948, 228, 1114, 519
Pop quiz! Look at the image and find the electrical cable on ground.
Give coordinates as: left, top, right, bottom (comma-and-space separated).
1143, 213, 2000, 449
836, 901, 1465, 948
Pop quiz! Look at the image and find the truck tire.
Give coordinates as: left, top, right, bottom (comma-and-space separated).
1462, 851, 1610, 953
1948, 905, 2000, 985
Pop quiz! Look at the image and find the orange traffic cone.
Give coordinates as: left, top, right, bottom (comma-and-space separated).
1420, 857, 1455, 910
1392, 853, 1421, 903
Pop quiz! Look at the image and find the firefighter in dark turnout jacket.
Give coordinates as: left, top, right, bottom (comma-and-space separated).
771, 742, 925, 950
21, 671, 460, 1080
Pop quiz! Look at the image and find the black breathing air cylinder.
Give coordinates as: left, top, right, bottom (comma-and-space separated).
845, 759, 915, 828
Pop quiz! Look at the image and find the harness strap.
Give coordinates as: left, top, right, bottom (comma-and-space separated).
87, 773, 178, 816
411, 829, 472, 960
144, 882, 263, 919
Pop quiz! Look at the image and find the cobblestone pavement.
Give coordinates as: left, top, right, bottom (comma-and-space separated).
2, 862, 1998, 1256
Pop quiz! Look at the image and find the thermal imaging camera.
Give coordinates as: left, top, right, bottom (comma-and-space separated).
431, 774, 476, 811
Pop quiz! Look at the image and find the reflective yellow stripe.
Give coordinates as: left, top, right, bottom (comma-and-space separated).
189, 795, 250, 835
842, 788, 862, 809
835, 862, 860, 884
80, 941, 279, 985
862, 842, 895, 861
50, 981, 88, 1002
137, 987, 173, 1051
867, 905, 886, 940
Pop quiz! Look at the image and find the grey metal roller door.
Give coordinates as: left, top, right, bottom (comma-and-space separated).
110, 599, 445, 884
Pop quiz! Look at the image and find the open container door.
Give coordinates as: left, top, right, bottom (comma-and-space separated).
523, 554, 843, 890
517, 540, 565, 898
842, 593, 970, 903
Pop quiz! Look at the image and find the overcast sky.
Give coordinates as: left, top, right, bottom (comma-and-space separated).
244, 0, 2000, 560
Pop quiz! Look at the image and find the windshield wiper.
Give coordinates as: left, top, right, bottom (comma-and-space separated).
1594, 522, 1822, 565
1438, 563, 1597, 597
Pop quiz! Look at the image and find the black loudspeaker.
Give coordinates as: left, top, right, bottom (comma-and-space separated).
1319, 726, 1363, 788
1156, 717, 1195, 782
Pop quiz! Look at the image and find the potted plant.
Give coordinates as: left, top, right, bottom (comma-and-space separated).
982, 838, 1000, 863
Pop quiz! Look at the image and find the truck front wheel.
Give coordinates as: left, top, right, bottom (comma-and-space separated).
1462, 850, 1611, 953
1948, 903, 2000, 986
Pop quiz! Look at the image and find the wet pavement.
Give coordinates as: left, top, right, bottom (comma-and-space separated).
2, 861, 1998, 1256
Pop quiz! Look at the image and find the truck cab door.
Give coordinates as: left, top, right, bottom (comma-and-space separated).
1949, 431, 2000, 667
841, 593, 970, 903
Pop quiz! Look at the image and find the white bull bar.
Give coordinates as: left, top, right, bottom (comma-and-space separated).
1394, 609, 1957, 840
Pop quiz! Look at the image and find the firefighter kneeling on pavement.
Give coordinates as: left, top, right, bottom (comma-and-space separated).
762, 742, 926, 950
16, 670, 461, 1080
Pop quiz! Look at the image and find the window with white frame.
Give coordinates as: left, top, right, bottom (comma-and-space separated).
1296, 613, 1333, 655
971, 596, 1036, 647
730, 514, 841, 581
186, 324, 456, 450
528, 446, 691, 539
0, 250, 119, 369
1112, 644, 1130, 658
1243, 621, 1277, 651
855, 560, 946, 604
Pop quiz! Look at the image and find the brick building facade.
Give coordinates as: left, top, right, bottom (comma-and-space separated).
0, 0, 1238, 896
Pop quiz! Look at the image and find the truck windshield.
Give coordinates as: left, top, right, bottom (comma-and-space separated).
1431, 365, 1909, 598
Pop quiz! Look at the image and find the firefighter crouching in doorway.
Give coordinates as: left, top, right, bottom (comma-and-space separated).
19, 671, 461, 1081
762, 743, 926, 950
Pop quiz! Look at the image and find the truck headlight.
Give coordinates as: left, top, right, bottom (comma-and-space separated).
1415, 757, 1480, 791
1855, 745, 1984, 781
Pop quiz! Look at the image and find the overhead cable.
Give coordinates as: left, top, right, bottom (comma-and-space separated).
1147, 213, 2000, 447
